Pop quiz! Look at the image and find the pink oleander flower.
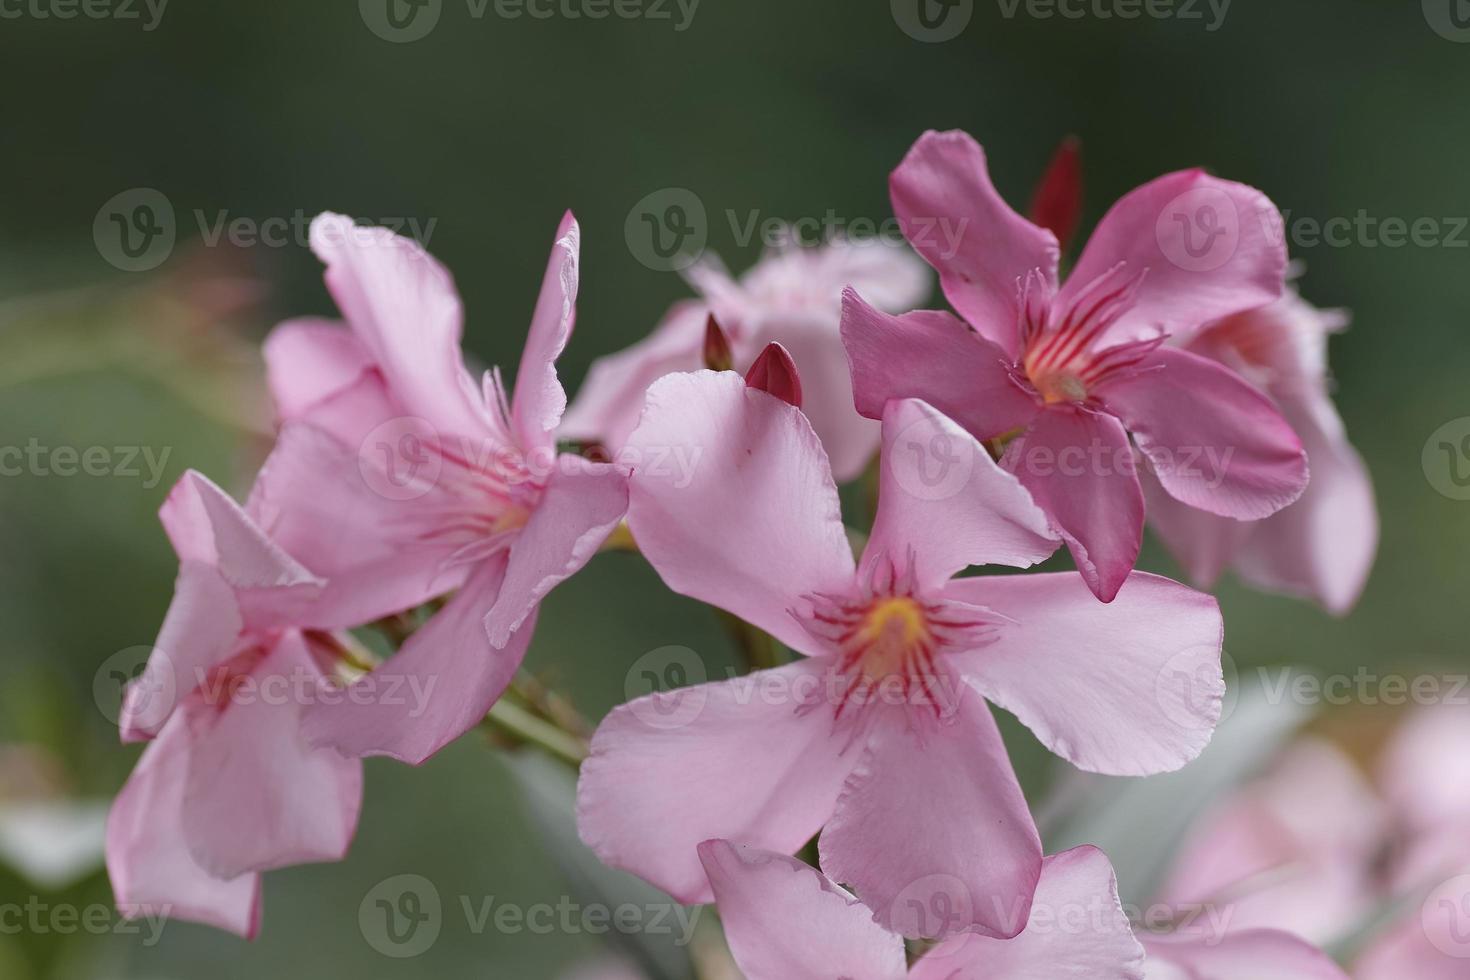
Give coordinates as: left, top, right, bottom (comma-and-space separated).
577, 367, 1223, 938
1144, 285, 1376, 614
1155, 705, 1470, 977
250, 212, 628, 764
699, 840, 1144, 980
108, 471, 362, 938
560, 235, 929, 481
1153, 737, 1387, 946
842, 129, 1307, 601
1140, 928, 1350, 979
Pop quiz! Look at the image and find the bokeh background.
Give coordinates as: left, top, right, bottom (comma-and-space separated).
0, 0, 1466, 976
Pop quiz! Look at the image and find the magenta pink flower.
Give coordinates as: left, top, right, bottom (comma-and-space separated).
108, 471, 362, 938
700, 840, 1144, 979
1140, 929, 1350, 979
561, 236, 929, 481
1144, 287, 1376, 614
842, 130, 1307, 601
577, 368, 1223, 938
250, 212, 628, 764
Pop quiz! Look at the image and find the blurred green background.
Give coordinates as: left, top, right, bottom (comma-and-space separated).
0, 0, 1466, 976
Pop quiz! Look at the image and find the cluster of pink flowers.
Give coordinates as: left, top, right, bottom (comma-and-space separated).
106, 131, 1379, 976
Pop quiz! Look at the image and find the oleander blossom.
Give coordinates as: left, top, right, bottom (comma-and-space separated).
842, 129, 1308, 601
249, 212, 628, 764
1143, 284, 1376, 614
577, 367, 1224, 939
698, 840, 1145, 980
560, 234, 929, 481
108, 471, 362, 938
1140, 929, 1351, 980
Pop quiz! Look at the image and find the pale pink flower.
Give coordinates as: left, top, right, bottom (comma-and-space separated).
842, 129, 1306, 601
1140, 929, 1350, 979
560, 236, 929, 481
1144, 286, 1376, 614
251, 212, 628, 764
108, 471, 362, 938
577, 368, 1223, 938
1152, 738, 1386, 946
700, 840, 1144, 980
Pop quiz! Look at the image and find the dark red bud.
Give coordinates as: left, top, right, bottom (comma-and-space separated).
1029, 136, 1083, 254
744, 342, 803, 408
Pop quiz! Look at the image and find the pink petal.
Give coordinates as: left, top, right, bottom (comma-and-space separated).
485, 459, 629, 647
301, 555, 531, 765
248, 423, 466, 629
1140, 464, 1248, 589
577, 661, 859, 904
120, 562, 240, 743
1229, 388, 1375, 614
179, 632, 362, 880
747, 308, 881, 482
890, 129, 1060, 355
262, 316, 374, 424
1101, 347, 1308, 520
1062, 170, 1287, 346
841, 288, 1040, 440
911, 846, 1145, 980
1356, 889, 1470, 980
1379, 703, 1470, 841
698, 840, 907, 980
511, 211, 581, 453
624, 371, 855, 657
106, 716, 262, 939
1141, 929, 1350, 980
864, 398, 1057, 589
559, 301, 709, 452
309, 212, 493, 440
1002, 407, 1144, 602
819, 688, 1042, 940
947, 570, 1222, 776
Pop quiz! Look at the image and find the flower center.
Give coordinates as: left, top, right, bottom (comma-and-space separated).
796, 555, 1003, 731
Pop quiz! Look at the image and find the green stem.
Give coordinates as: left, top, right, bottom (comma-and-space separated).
481, 698, 589, 768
